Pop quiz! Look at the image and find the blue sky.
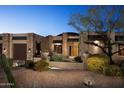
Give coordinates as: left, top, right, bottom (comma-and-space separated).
0, 5, 90, 36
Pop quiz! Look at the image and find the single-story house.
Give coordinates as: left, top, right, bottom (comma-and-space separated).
45, 32, 79, 57
80, 32, 124, 62
0, 32, 80, 62
0, 33, 46, 61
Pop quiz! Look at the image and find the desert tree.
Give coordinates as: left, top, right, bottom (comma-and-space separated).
69, 6, 124, 64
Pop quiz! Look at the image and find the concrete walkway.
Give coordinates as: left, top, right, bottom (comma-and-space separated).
0, 67, 124, 88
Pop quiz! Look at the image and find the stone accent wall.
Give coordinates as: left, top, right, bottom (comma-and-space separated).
2, 34, 11, 58
62, 33, 68, 56
79, 32, 124, 62
79, 32, 89, 57
9, 34, 13, 58
48, 36, 54, 51
27, 33, 34, 60
41, 35, 54, 52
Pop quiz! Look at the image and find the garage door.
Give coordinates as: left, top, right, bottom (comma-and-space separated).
0, 44, 2, 55
13, 44, 27, 60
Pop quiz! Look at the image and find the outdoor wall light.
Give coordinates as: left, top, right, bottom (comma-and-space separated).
93, 40, 101, 54
94, 40, 100, 45
94, 40, 103, 46
28, 48, 31, 53
3, 48, 6, 53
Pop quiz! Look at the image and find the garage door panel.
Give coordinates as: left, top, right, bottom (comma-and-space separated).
13, 44, 27, 60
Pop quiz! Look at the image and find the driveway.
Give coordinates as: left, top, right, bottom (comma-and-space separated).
0, 67, 124, 88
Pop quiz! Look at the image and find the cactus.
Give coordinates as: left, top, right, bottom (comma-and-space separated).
0, 54, 16, 88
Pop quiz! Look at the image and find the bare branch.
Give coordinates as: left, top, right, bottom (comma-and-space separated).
84, 41, 109, 56
112, 47, 124, 55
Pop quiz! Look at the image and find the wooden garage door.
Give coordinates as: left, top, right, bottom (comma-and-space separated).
13, 44, 27, 60
0, 44, 2, 55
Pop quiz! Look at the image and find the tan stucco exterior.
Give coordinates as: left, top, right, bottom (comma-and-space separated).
80, 32, 124, 61
0, 33, 46, 60
46, 32, 79, 57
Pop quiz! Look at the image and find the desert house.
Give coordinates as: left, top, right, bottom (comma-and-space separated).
0, 32, 80, 62
80, 32, 124, 62
0, 32, 124, 63
0, 33, 47, 62
45, 32, 79, 58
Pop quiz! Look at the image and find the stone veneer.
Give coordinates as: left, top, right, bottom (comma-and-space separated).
79, 32, 124, 61
2, 33, 11, 58
0, 33, 45, 60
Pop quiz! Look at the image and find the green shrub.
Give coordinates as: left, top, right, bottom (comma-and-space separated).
25, 60, 35, 69
50, 54, 65, 62
103, 65, 123, 76
74, 56, 82, 63
34, 59, 49, 72
86, 54, 110, 73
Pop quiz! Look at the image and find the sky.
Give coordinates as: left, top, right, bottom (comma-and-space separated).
0, 5, 90, 36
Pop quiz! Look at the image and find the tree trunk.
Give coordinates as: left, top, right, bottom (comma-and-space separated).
107, 39, 114, 64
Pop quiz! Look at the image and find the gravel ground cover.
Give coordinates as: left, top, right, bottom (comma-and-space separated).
0, 67, 124, 88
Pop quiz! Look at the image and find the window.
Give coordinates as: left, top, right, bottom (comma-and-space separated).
115, 36, 124, 41
54, 45, 62, 54
12, 36, 27, 40
53, 40, 62, 43
67, 38, 79, 42
88, 35, 107, 41
0, 36, 2, 40
118, 44, 124, 56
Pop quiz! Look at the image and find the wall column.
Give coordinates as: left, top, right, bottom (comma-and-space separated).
62, 33, 68, 56
27, 33, 34, 60
79, 32, 89, 57
111, 32, 118, 61
2, 33, 11, 58
48, 36, 54, 52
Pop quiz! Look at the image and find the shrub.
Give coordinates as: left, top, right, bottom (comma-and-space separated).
50, 54, 65, 62
25, 60, 35, 69
103, 65, 123, 76
86, 54, 110, 73
34, 59, 49, 71
74, 56, 82, 63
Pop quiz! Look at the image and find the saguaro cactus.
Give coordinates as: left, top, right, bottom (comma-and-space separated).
0, 54, 16, 88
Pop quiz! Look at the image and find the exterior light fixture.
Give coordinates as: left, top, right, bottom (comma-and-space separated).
55, 43, 62, 45
93, 40, 101, 54
3, 48, 6, 53
28, 48, 31, 53
94, 40, 100, 45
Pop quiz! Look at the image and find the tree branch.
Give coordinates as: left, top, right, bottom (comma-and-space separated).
84, 41, 109, 56
112, 47, 124, 55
